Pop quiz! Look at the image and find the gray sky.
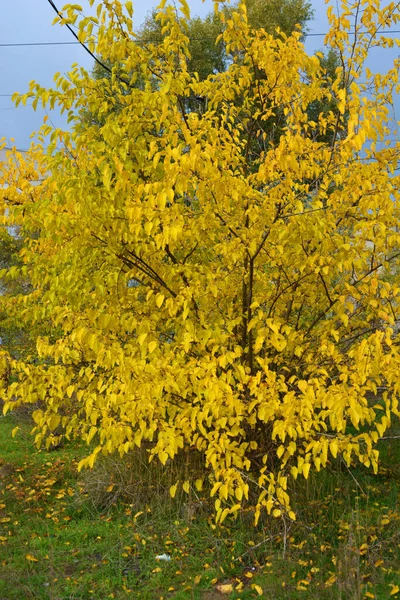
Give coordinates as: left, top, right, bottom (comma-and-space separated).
0, 0, 397, 149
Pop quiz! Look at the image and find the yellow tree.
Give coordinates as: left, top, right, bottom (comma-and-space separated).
1, 0, 400, 523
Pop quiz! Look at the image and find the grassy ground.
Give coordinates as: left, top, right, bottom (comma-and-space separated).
0, 413, 399, 599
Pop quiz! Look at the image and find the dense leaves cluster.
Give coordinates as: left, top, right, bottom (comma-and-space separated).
1, 0, 400, 523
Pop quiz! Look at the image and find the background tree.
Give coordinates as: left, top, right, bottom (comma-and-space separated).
82, 0, 340, 150
138, 0, 313, 80
1, 0, 399, 524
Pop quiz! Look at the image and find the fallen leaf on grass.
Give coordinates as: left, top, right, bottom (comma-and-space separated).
235, 581, 244, 591
216, 584, 233, 594
390, 586, 400, 596
325, 574, 337, 587
26, 554, 39, 562
252, 584, 263, 596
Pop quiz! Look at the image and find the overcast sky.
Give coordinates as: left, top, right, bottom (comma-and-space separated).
0, 0, 397, 150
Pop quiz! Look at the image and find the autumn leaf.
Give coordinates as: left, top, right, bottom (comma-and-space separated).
26, 554, 39, 563
216, 583, 233, 594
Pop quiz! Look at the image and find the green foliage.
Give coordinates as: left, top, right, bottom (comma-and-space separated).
114, 0, 313, 80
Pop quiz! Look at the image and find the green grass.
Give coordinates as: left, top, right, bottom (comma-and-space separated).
0, 413, 399, 599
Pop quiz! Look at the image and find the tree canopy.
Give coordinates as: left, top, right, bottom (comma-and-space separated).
1, 0, 400, 524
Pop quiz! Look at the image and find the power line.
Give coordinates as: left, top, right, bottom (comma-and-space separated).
0, 29, 400, 47
1, 147, 29, 152
0, 41, 78, 47
0, 105, 32, 111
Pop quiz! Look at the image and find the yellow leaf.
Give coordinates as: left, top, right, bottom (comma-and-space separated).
182, 480, 190, 494
337, 88, 346, 114
235, 581, 244, 591
48, 414, 61, 432
157, 191, 167, 209
235, 486, 243, 501
170, 483, 178, 499
298, 380, 307, 393
11, 426, 20, 438
194, 478, 203, 491
252, 584, 263, 596
148, 341, 157, 354
125, 1, 133, 17
325, 574, 337, 587
330, 440, 339, 459
26, 554, 39, 562
137, 333, 148, 346
179, 0, 191, 19
155, 294, 164, 308
216, 584, 233, 594
390, 586, 400, 596
302, 463, 311, 479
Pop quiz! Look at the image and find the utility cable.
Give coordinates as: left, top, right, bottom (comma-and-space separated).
1, 146, 29, 152
0, 105, 32, 111
0, 41, 78, 47
0, 30, 400, 47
